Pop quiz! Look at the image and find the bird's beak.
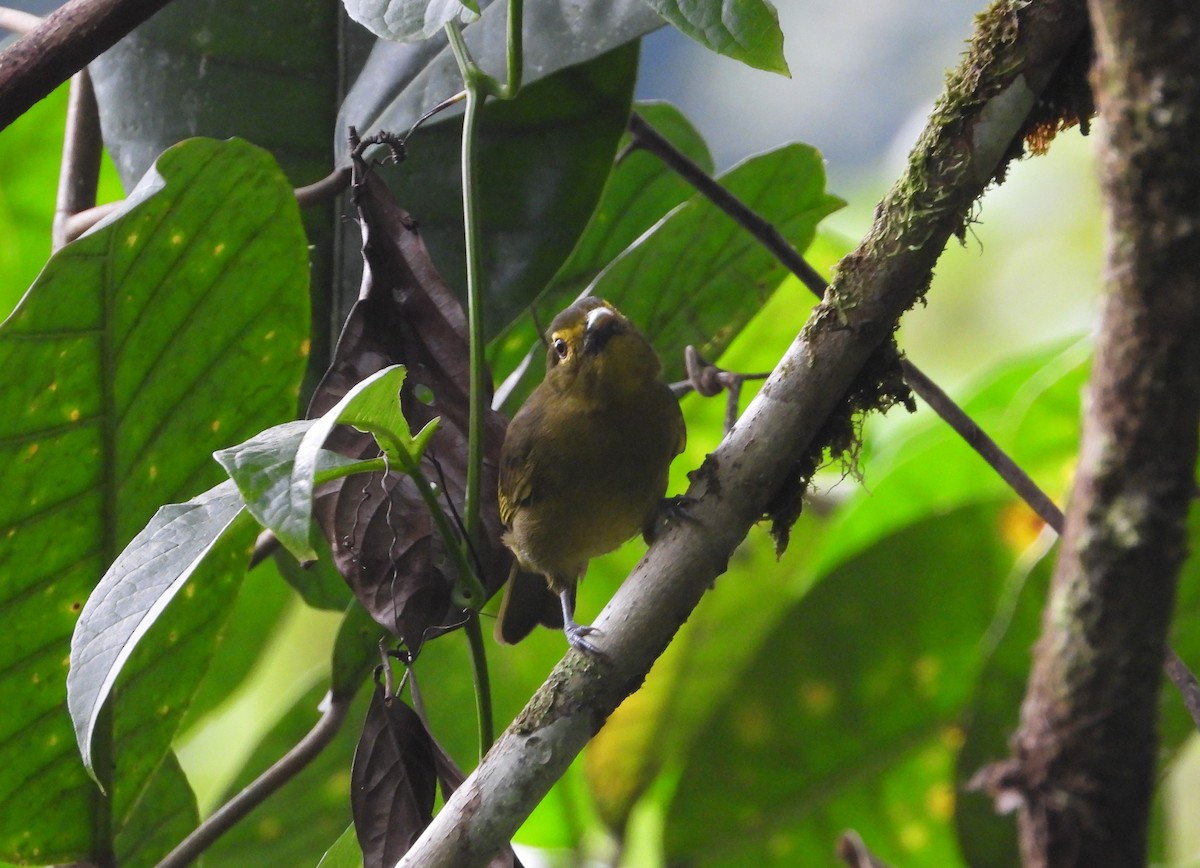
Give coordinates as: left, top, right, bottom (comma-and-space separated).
583, 306, 619, 355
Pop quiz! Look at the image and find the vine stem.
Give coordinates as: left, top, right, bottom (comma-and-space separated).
441, 0, 527, 763
154, 693, 351, 868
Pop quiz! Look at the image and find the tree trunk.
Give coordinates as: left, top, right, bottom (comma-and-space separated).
1004, 1, 1200, 864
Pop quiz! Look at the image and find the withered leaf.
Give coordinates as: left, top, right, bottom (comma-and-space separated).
351, 684, 438, 868
308, 150, 510, 651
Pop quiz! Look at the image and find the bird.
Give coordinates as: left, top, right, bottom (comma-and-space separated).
495, 297, 686, 655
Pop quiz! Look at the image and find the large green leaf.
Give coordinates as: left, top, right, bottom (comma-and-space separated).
0, 137, 310, 864
665, 505, 1012, 866
642, 0, 789, 75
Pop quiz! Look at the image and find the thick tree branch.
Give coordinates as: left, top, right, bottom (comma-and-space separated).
398, 2, 1089, 865
994, 2, 1200, 864
0, 0, 177, 132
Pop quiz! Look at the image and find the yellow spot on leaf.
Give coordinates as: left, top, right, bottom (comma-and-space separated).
185, 584, 196, 598
30, 672, 39, 684
300, 338, 311, 357
899, 822, 929, 852
732, 701, 772, 746
48, 381, 57, 392
264, 330, 276, 341
149, 465, 158, 480
126, 232, 139, 247
213, 242, 226, 255
211, 419, 221, 432
940, 725, 965, 751
256, 817, 284, 841
159, 705, 171, 716
171, 232, 184, 245
999, 501, 1045, 553
261, 355, 272, 365
800, 680, 837, 716
168, 630, 179, 643
913, 655, 940, 696
26, 443, 38, 458
69, 408, 80, 422
926, 782, 955, 821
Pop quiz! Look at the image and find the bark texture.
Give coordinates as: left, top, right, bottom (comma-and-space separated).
1004, 1, 1200, 864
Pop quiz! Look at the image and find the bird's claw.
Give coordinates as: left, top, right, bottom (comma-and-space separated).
565, 621, 608, 660
644, 495, 699, 543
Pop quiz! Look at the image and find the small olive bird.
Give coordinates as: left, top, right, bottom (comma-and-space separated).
495, 297, 686, 655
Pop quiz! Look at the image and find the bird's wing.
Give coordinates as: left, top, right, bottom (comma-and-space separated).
498, 411, 538, 528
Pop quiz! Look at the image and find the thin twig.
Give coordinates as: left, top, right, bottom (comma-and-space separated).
294, 164, 352, 208
836, 830, 892, 868
1164, 647, 1200, 731
62, 201, 120, 242
52, 70, 102, 250
154, 691, 351, 868
0, 0, 180, 133
0, 5, 41, 34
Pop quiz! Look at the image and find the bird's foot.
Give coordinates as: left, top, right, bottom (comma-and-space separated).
644, 495, 698, 543
564, 620, 608, 660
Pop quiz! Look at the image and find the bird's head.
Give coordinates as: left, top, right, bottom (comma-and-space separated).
543, 297, 662, 397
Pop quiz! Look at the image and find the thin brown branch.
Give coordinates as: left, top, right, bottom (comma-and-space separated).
0, 0, 178, 133
155, 691, 351, 868
399, 3, 1089, 864
836, 831, 892, 868
295, 164, 352, 208
1164, 648, 1200, 730
52, 70, 102, 251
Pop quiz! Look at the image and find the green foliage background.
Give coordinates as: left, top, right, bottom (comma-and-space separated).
2, 3, 1200, 867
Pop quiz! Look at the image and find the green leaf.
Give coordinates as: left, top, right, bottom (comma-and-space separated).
287, 365, 436, 561
67, 481, 254, 776
644, 0, 790, 75
88, 0, 350, 380
317, 824, 364, 868
344, 0, 480, 42
0, 137, 309, 863
588, 143, 843, 381
665, 505, 1011, 866
214, 418, 366, 563
113, 751, 200, 868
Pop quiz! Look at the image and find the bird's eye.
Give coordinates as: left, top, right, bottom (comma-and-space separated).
553, 338, 569, 359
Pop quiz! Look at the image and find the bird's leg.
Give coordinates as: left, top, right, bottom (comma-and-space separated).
559, 584, 605, 658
